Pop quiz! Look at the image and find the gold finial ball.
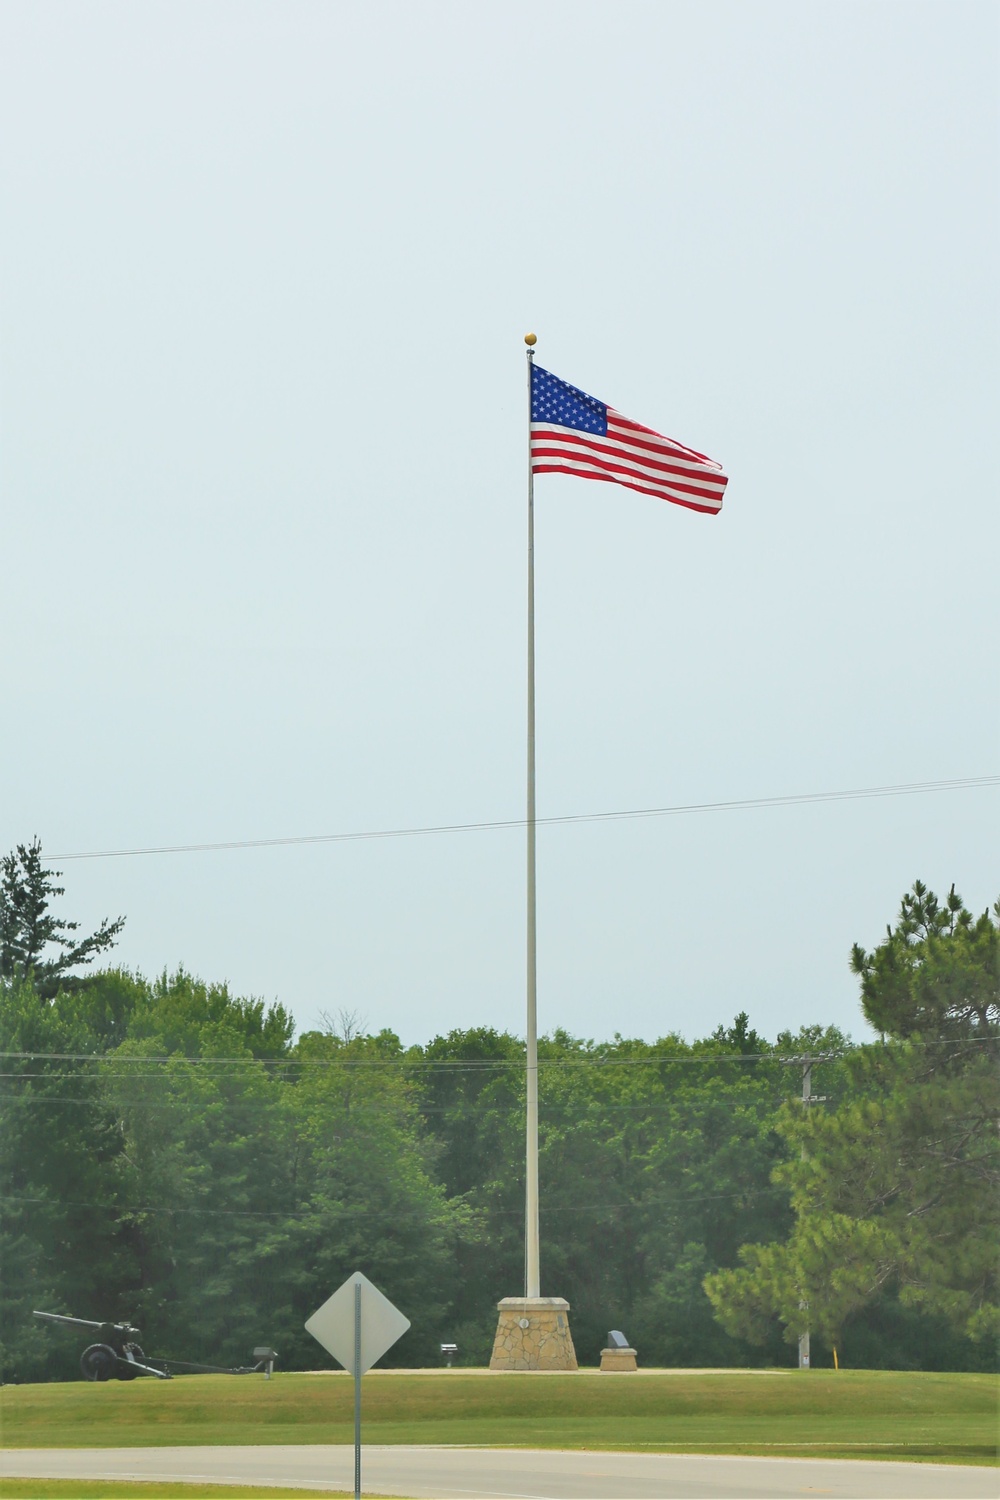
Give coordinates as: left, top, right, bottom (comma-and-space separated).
524, 332, 537, 346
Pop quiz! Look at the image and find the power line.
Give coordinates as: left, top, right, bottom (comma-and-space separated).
0, 1186, 786, 1221
0, 1037, 988, 1071
0, 1096, 797, 1112
45, 773, 999, 862
0, 1051, 843, 1070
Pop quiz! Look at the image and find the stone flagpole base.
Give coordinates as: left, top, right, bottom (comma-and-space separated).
488, 1297, 578, 1371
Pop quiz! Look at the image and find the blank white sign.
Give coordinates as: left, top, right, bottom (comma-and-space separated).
305, 1271, 410, 1376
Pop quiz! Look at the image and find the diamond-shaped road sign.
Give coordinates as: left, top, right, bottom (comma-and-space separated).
305, 1271, 410, 1375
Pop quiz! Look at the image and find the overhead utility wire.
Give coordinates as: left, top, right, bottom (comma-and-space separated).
0, 1053, 832, 1067
2, 1186, 784, 1221
47, 773, 999, 862
0, 1039, 987, 1071
0, 1058, 837, 1075
0, 1097, 806, 1112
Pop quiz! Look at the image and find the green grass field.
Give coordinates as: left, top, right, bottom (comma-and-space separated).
0, 1483, 371, 1498
1, 1369, 997, 1468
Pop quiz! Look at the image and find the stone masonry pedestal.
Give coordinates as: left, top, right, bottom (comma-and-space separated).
489, 1297, 578, 1370
599, 1344, 637, 1371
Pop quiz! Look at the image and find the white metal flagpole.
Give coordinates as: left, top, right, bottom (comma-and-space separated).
524, 331, 540, 1301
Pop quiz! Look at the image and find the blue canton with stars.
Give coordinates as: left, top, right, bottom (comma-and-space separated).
531, 365, 608, 435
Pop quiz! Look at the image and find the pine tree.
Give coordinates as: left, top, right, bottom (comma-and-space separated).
0, 839, 124, 997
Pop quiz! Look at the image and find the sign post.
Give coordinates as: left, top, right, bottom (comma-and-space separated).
353, 1281, 361, 1499
305, 1272, 410, 1500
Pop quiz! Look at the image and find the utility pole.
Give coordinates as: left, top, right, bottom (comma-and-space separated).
795, 1056, 828, 1369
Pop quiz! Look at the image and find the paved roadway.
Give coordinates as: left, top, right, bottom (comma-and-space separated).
1, 1445, 997, 1499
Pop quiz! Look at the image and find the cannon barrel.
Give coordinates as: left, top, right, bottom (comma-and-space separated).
33, 1310, 140, 1337
34, 1310, 105, 1332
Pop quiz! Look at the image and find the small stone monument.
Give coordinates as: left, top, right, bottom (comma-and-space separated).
489, 1297, 578, 1370
600, 1328, 637, 1371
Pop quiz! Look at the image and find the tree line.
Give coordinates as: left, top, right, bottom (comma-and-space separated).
1, 844, 996, 1380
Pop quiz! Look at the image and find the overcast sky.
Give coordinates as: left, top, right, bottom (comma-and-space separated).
2, 0, 996, 1049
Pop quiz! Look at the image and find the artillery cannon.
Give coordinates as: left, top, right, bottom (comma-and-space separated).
33, 1310, 277, 1382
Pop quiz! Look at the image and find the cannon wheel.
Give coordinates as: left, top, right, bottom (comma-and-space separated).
80, 1343, 118, 1381
117, 1342, 146, 1379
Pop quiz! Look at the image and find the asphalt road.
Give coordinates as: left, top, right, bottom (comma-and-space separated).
1, 1445, 997, 1499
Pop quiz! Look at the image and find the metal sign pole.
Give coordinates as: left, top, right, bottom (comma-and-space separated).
305, 1271, 409, 1492
353, 1280, 361, 1500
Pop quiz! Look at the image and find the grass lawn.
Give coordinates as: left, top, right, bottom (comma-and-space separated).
1, 1368, 996, 1466
0, 1483, 375, 1498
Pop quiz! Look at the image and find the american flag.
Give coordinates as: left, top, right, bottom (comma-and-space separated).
530, 365, 727, 515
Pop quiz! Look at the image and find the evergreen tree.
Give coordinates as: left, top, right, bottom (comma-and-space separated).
0, 840, 124, 998
704, 884, 1000, 1361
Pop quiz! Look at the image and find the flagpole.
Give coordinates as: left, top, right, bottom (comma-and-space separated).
524, 331, 540, 1301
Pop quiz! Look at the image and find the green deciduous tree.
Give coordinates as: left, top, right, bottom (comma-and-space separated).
273, 1026, 474, 1367
6, 883, 994, 1384
0, 976, 134, 1380
411, 1020, 802, 1366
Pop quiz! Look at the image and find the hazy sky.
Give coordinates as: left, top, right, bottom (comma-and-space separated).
2, 1, 997, 1048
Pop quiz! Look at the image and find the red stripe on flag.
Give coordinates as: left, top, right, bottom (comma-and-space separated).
608, 413, 717, 466
532, 440, 725, 496
531, 431, 727, 490
531, 453, 725, 505
531, 464, 723, 514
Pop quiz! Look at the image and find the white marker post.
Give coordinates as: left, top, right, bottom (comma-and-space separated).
305, 1271, 410, 1500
